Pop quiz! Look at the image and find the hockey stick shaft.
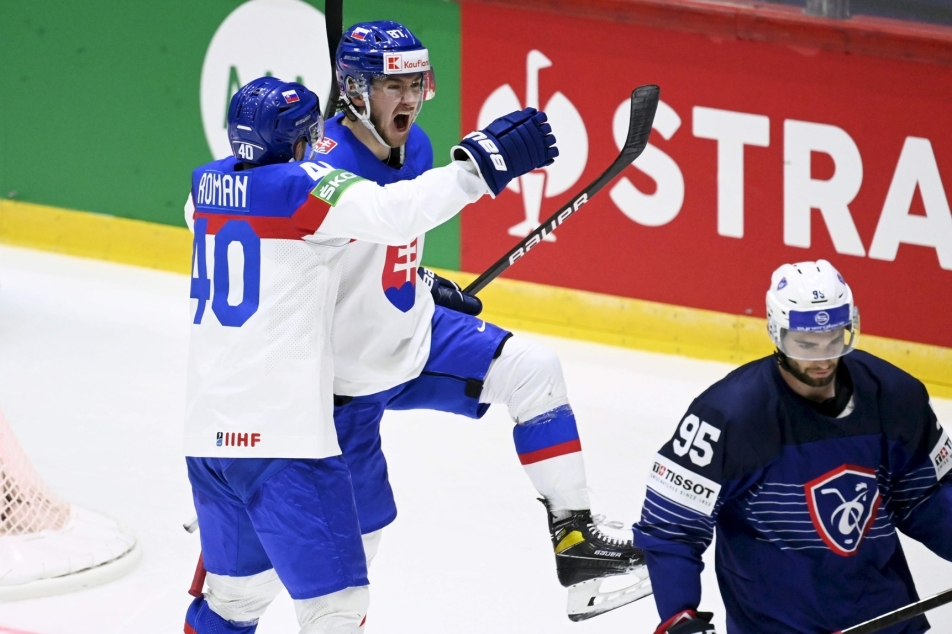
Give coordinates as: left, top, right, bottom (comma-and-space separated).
323, 0, 343, 120
836, 587, 952, 634
462, 84, 659, 296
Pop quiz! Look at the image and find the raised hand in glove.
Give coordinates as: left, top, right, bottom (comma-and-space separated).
452, 107, 558, 197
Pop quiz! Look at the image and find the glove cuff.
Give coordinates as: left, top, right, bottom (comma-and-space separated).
451, 141, 497, 198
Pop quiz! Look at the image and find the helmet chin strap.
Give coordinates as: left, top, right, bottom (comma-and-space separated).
343, 92, 397, 149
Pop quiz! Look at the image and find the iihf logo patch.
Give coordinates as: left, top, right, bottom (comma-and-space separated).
381, 239, 418, 312
805, 465, 881, 557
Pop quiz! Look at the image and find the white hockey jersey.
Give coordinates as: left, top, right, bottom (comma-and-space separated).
317, 120, 444, 396
184, 156, 487, 458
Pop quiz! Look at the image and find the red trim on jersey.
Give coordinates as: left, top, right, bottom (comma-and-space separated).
184, 622, 199, 634
193, 194, 332, 240
518, 439, 582, 465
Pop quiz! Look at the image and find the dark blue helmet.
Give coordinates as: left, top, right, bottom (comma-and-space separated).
227, 77, 324, 165
335, 21, 435, 144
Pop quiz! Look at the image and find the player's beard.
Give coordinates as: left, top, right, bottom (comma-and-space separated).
781, 355, 839, 388
369, 108, 416, 148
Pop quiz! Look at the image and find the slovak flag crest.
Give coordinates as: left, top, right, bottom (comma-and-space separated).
381, 239, 418, 312
805, 465, 881, 557
281, 90, 300, 104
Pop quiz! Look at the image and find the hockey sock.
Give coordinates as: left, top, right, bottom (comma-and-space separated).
513, 405, 591, 513
185, 596, 258, 634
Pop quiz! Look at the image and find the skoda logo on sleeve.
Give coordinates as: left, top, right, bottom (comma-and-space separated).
805, 465, 881, 557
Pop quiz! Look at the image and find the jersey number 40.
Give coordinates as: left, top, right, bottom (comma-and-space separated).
190, 218, 261, 327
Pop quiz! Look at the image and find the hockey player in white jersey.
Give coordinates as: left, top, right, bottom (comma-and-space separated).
182, 76, 558, 633
312, 21, 650, 621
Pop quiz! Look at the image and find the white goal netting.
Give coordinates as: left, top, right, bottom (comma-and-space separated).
0, 409, 141, 600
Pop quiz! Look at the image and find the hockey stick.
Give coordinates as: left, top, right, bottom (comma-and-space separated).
462, 84, 659, 296
836, 587, 952, 634
322, 0, 343, 120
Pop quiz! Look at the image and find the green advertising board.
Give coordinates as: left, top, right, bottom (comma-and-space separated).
0, 0, 461, 268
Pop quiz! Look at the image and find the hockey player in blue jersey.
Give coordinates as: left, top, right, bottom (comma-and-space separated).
633, 259, 952, 634
182, 76, 558, 633
309, 20, 650, 622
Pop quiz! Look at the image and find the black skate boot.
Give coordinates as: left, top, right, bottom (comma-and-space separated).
541, 498, 652, 621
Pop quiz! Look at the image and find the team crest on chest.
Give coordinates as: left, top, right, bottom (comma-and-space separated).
805, 464, 881, 557
382, 238, 418, 312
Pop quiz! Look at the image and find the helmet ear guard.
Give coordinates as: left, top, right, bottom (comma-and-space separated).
227, 77, 324, 165
765, 260, 860, 361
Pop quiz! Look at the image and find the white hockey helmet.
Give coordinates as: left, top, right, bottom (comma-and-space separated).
766, 260, 860, 361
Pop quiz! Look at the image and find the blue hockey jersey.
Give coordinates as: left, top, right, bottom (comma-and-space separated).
633, 351, 952, 634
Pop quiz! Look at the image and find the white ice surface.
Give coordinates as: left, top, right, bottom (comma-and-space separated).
0, 244, 950, 634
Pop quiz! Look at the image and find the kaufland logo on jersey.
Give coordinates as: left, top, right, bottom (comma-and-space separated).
382, 239, 419, 312
382, 50, 431, 75
805, 465, 881, 557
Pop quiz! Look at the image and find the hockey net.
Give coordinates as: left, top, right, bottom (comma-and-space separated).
0, 409, 141, 600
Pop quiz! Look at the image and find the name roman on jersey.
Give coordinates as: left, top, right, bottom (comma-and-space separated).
647, 453, 721, 516
196, 171, 249, 210
508, 193, 588, 265
931, 426, 952, 480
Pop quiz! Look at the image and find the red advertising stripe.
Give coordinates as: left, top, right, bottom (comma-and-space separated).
460, 3, 952, 348
519, 439, 582, 465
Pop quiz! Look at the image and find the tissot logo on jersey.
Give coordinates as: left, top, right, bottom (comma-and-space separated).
930, 427, 952, 480
216, 431, 262, 448
196, 171, 250, 211
646, 453, 721, 516
805, 465, 881, 557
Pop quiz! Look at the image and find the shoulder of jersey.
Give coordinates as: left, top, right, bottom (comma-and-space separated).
693, 357, 779, 430
845, 350, 928, 411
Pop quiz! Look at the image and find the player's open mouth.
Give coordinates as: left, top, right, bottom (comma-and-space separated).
393, 114, 410, 133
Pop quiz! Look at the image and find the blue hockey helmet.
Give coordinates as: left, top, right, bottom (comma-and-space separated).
766, 260, 860, 361
227, 77, 324, 165
335, 21, 436, 145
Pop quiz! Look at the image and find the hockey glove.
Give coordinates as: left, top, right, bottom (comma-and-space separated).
452, 108, 558, 197
655, 610, 717, 634
418, 267, 482, 316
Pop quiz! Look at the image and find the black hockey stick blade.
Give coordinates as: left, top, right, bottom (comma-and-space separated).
836, 587, 952, 634
463, 84, 660, 296
322, 0, 343, 121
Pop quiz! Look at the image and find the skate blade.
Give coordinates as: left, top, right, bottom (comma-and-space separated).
566, 569, 653, 622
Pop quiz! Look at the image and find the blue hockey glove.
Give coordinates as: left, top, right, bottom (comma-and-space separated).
418, 267, 482, 316
452, 108, 558, 197
655, 610, 717, 634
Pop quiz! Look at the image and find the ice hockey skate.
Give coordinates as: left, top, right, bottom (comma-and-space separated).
541, 498, 652, 621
